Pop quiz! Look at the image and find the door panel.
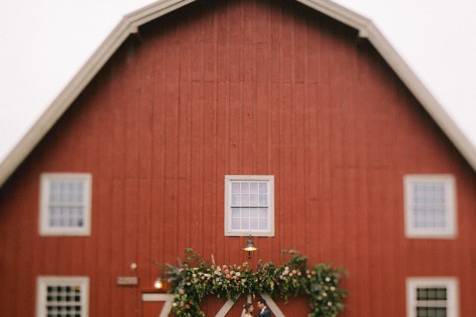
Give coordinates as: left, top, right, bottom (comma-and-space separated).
142, 301, 166, 317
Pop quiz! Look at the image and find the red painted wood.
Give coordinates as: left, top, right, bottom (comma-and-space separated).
142, 300, 165, 317
0, 0, 475, 316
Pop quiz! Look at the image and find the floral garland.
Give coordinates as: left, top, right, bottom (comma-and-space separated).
165, 249, 346, 317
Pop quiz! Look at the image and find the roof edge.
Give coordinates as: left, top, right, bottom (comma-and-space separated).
364, 23, 476, 171
1, 0, 474, 187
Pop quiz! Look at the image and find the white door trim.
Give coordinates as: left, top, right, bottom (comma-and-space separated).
142, 293, 285, 317
141, 294, 174, 317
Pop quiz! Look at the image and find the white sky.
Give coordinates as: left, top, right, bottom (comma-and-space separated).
0, 0, 475, 164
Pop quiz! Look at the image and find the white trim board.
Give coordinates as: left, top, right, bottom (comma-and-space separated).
215, 299, 235, 317
141, 294, 174, 317
0, 0, 475, 188
143, 293, 286, 317
214, 294, 285, 317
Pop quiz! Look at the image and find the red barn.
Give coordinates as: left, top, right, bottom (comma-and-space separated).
0, 0, 475, 316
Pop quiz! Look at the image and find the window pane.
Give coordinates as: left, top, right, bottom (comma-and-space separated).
410, 180, 449, 230
436, 288, 447, 300
250, 182, 258, 194
45, 282, 84, 315
44, 176, 89, 232
417, 307, 446, 317
259, 182, 267, 194
415, 287, 448, 317
231, 194, 240, 206
416, 307, 427, 317
417, 288, 428, 300
74, 182, 84, 204
50, 183, 58, 203
258, 207, 268, 230
259, 208, 267, 219
231, 208, 240, 218
231, 218, 240, 230
259, 194, 267, 206
232, 182, 240, 193
226, 177, 273, 235
436, 308, 446, 317
241, 194, 250, 206
428, 288, 436, 300
250, 194, 259, 206
241, 218, 250, 230
74, 207, 84, 218
250, 217, 259, 230
259, 216, 268, 230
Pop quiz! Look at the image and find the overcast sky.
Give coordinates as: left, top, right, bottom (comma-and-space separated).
0, 0, 475, 164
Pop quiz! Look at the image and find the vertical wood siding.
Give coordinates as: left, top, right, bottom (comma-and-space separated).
0, 0, 475, 316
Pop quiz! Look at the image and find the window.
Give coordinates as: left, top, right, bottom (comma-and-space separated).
36, 276, 89, 317
225, 175, 274, 236
407, 277, 458, 317
40, 173, 92, 236
404, 175, 456, 238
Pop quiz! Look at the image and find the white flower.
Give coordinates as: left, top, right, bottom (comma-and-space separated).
325, 277, 331, 282
327, 302, 332, 306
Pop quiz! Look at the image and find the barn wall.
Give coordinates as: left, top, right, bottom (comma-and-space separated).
0, 0, 475, 316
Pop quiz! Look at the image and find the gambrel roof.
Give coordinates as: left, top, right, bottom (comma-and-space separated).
1, 0, 475, 187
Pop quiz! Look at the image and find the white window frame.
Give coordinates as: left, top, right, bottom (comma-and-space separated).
404, 174, 457, 239
406, 277, 458, 317
36, 276, 89, 317
224, 175, 275, 236
39, 173, 92, 236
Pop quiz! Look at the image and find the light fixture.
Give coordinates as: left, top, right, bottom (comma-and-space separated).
154, 277, 163, 290
242, 235, 257, 259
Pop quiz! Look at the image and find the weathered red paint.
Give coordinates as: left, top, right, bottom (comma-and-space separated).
0, 0, 475, 316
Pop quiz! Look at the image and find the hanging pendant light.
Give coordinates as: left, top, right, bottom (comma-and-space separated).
242, 235, 257, 259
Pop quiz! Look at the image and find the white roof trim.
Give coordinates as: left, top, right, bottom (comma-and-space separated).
1, 0, 475, 187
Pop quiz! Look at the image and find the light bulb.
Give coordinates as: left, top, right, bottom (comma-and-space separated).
154, 278, 163, 289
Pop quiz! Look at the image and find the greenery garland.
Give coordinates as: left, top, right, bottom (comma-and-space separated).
165, 249, 346, 317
